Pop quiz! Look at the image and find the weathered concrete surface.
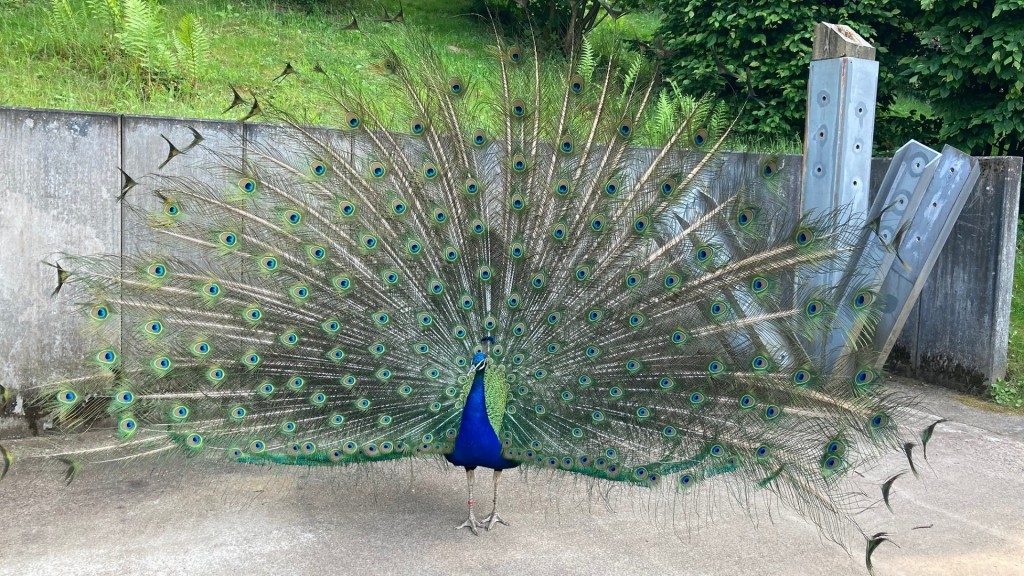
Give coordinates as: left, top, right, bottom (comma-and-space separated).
120, 115, 244, 255
1, 379, 1022, 576
0, 109, 120, 436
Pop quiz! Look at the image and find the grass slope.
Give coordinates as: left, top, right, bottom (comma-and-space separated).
0, 0, 657, 119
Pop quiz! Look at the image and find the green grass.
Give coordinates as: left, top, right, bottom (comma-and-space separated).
996, 220, 1024, 410
0, 0, 661, 120
1009, 223, 1024, 376
0, 1, 797, 153
3, 0, 781, 153
0, 0, 486, 116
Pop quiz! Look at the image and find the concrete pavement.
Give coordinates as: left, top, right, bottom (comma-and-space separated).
1, 378, 1022, 576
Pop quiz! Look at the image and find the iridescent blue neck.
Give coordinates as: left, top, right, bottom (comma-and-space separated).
445, 366, 516, 471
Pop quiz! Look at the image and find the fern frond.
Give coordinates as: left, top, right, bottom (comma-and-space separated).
117, 0, 173, 78
653, 88, 676, 140
46, 0, 78, 52
666, 80, 695, 117
86, 0, 122, 31
173, 13, 210, 86
618, 53, 643, 104
576, 35, 597, 81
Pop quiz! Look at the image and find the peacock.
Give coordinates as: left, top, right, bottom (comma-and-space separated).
6, 25, 935, 559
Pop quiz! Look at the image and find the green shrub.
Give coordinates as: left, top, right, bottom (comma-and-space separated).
904, 0, 1024, 157
653, 1, 922, 147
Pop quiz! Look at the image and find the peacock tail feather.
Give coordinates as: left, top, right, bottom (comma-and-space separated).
24, 30, 918, 540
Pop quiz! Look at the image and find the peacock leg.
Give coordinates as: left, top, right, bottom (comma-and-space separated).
482, 469, 510, 530
455, 468, 484, 535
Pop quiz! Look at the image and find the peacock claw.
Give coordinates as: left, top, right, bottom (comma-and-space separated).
455, 513, 484, 535
483, 511, 509, 530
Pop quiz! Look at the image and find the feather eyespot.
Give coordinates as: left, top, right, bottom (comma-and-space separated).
853, 290, 874, 309
795, 228, 814, 245
737, 207, 756, 227
569, 74, 584, 94
558, 135, 574, 154
618, 118, 633, 137
510, 98, 526, 118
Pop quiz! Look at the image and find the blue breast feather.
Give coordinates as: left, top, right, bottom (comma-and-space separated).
445, 369, 518, 471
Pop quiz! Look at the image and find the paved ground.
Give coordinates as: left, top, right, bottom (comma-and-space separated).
2, 379, 1022, 576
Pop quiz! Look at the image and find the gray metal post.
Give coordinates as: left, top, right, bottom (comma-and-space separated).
801, 22, 878, 218
801, 23, 879, 364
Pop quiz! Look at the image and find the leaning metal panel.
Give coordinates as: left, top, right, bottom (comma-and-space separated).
872, 145, 981, 364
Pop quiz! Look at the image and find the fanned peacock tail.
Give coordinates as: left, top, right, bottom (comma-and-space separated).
22, 30, 921, 541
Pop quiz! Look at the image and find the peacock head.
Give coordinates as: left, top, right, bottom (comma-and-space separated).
472, 351, 486, 366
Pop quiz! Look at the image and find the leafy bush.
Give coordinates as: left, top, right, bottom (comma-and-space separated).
652, 0, 1024, 157
904, 0, 1024, 157
653, 1, 919, 145
874, 95, 943, 155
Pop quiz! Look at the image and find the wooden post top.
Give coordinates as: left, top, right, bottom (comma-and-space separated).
812, 22, 876, 61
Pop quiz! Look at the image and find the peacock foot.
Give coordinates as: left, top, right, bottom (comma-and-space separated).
482, 511, 509, 531
455, 512, 484, 535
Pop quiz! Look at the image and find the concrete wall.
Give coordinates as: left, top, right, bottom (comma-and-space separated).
0, 109, 121, 433
0, 107, 1020, 432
